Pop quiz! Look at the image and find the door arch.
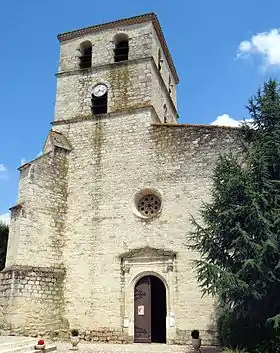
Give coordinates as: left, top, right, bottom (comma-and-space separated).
134, 275, 166, 343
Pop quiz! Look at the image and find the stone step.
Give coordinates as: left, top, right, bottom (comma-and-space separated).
0, 338, 35, 350
0, 339, 56, 353
1, 344, 35, 353
23, 346, 57, 353
1, 345, 56, 353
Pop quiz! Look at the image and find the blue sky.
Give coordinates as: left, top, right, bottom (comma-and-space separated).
1, 0, 280, 221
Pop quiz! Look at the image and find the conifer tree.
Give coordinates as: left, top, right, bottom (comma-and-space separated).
189, 80, 280, 351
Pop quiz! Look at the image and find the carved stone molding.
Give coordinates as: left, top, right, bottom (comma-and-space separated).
166, 259, 174, 272
120, 246, 176, 275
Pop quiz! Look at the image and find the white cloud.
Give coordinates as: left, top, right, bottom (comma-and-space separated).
0, 164, 8, 179
211, 114, 242, 127
0, 212, 10, 225
238, 40, 253, 53
237, 29, 280, 69
0, 164, 7, 172
211, 114, 253, 128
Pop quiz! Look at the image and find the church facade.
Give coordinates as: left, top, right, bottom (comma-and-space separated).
0, 13, 237, 345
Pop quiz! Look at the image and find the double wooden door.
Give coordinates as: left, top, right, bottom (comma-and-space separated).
134, 276, 151, 343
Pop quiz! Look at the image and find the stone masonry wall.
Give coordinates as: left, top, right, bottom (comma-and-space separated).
55, 57, 177, 124
55, 59, 153, 122
50, 108, 238, 344
2, 108, 238, 344
6, 147, 68, 268
51, 109, 158, 336
149, 123, 238, 345
58, 20, 176, 94
58, 22, 154, 72
151, 26, 177, 106
151, 61, 177, 123
56, 18, 177, 124
0, 266, 67, 338
2, 146, 70, 337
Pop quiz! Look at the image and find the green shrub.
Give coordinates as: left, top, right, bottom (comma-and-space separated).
191, 329, 200, 339
252, 337, 280, 353
218, 308, 280, 351
70, 329, 79, 336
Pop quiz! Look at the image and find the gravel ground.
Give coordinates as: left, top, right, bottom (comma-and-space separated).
0, 336, 221, 353
54, 341, 221, 353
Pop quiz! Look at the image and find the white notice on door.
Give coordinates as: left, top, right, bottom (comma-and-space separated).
138, 305, 144, 315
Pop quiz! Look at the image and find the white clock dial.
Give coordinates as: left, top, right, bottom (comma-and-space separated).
93, 84, 108, 97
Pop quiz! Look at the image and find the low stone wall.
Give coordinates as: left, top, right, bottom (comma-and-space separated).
0, 297, 7, 330
0, 271, 11, 330
173, 329, 219, 346
0, 265, 68, 337
80, 328, 129, 343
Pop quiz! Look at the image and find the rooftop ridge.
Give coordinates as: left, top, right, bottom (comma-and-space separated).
152, 123, 239, 130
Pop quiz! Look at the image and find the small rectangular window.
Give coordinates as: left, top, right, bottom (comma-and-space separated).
91, 93, 108, 115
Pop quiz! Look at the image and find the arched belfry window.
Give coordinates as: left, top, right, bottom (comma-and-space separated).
158, 49, 162, 72
114, 33, 129, 62
163, 104, 167, 123
91, 84, 108, 115
168, 75, 173, 95
79, 41, 92, 69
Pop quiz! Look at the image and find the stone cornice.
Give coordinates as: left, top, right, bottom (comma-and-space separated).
56, 56, 150, 77
51, 105, 157, 126
152, 123, 239, 131
9, 203, 24, 212
2, 265, 65, 274
18, 162, 31, 172
17, 151, 52, 172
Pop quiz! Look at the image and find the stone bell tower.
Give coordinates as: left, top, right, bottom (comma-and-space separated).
1, 13, 235, 346
54, 12, 179, 124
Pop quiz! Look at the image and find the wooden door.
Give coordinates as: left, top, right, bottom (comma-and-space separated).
134, 276, 151, 343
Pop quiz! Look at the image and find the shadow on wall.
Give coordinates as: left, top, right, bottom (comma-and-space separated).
205, 302, 221, 347
0, 223, 9, 271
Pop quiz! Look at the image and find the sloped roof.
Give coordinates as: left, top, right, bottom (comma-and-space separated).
43, 130, 72, 152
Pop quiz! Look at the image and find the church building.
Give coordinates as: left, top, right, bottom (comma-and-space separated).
0, 13, 236, 345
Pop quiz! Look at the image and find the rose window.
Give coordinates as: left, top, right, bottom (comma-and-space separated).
137, 194, 161, 217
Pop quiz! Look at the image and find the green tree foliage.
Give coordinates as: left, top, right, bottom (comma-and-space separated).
0, 221, 9, 271
189, 80, 280, 351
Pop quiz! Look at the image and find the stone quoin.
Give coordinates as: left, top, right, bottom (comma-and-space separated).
0, 13, 237, 345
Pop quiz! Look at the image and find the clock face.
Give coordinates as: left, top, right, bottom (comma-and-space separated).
93, 84, 108, 97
